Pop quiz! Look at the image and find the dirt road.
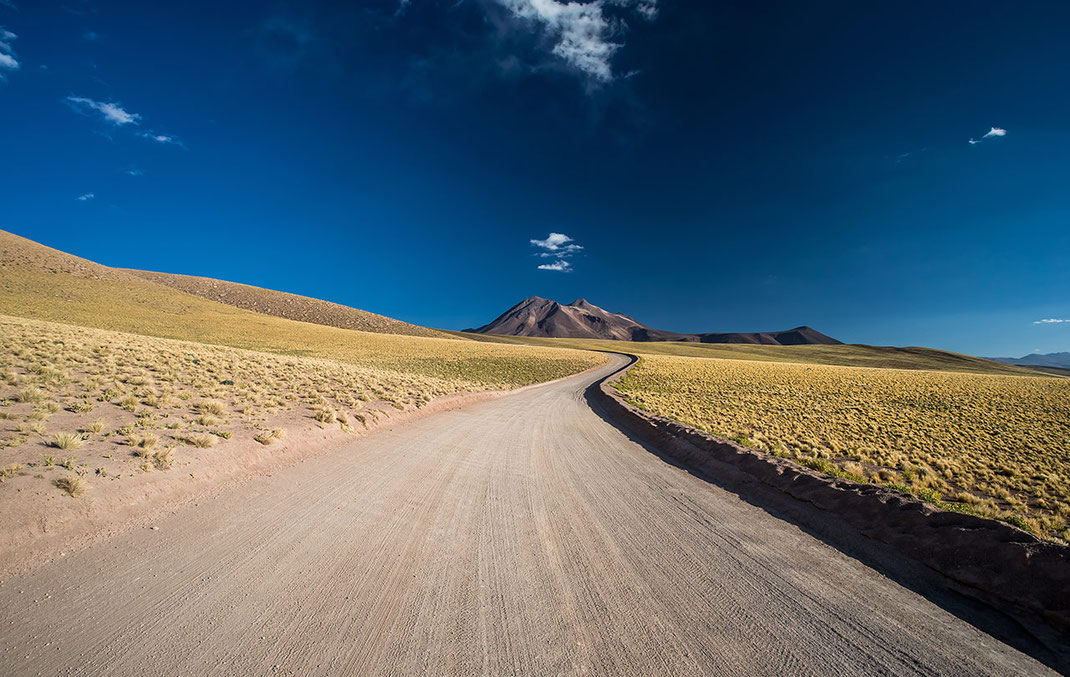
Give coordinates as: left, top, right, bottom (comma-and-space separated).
0, 355, 1053, 675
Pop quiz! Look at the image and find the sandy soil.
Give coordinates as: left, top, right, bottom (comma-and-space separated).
0, 355, 1053, 675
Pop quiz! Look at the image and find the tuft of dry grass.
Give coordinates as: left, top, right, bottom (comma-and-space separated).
54, 475, 87, 497
194, 400, 227, 417
253, 429, 286, 445
1, 463, 24, 481
152, 447, 174, 470
52, 432, 85, 450
14, 386, 44, 403
127, 432, 159, 453
183, 433, 216, 449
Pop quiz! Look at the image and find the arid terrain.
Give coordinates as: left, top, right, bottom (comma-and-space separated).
0, 356, 1055, 675
0, 230, 1066, 674
615, 353, 1070, 539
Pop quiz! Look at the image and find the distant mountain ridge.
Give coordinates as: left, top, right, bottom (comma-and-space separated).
466, 297, 842, 345
988, 352, 1070, 369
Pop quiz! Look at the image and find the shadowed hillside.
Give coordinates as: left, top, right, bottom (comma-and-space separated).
126, 269, 447, 339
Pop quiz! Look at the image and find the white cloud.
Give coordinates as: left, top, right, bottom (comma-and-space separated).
66, 95, 141, 125
0, 27, 19, 75
537, 259, 572, 272
76, 193, 95, 201
969, 126, 1007, 145
138, 131, 183, 147
531, 231, 582, 271
494, 0, 657, 81
530, 232, 584, 253
1034, 318, 1068, 324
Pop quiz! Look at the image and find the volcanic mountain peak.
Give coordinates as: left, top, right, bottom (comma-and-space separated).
467, 296, 842, 345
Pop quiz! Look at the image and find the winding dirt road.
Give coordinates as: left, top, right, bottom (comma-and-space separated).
0, 355, 1054, 675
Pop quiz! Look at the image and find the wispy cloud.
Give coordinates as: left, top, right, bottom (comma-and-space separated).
0, 27, 19, 76
0, 1, 16, 10
531, 231, 582, 271
969, 126, 1006, 145
1034, 318, 1069, 324
137, 131, 184, 147
537, 259, 572, 272
66, 95, 141, 125
493, 0, 657, 81
76, 193, 95, 201
125, 166, 143, 176
531, 232, 582, 253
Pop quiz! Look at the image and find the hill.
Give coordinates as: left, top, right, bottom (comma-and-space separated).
126, 269, 445, 338
467, 296, 842, 345
449, 331, 1040, 376
989, 352, 1070, 370
0, 229, 604, 387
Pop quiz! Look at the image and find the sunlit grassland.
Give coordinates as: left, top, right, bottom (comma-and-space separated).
615, 354, 1070, 540
0, 316, 602, 499
0, 267, 604, 389
446, 331, 1038, 376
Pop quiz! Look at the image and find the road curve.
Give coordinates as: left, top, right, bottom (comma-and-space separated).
0, 355, 1053, 675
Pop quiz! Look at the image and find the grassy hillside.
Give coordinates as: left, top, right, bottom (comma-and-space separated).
126, 269, 449, 339
446, 331, 1039, 376
616, 354, 1070, 540
0, 231, 604, 388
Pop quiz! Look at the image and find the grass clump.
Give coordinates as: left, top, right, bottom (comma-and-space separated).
14, 386, 44, 403
254, 429, 286, 445
194, 400, 226, 417
182, 433, 216, 449
1, 463, 24, 481
152, 447, 174, 470
54, 475, 87, 497
127, 432, 159, 453
52, 432, 85, 450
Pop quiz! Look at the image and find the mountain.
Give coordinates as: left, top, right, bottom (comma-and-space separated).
988, 352, 1070, 369
466, 297, 842, 345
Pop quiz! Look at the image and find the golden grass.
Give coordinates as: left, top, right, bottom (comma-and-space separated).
0, 314, 599, 503
615, 355, 1070, 540
52, 432, 84, 450
54, 475, 87, 497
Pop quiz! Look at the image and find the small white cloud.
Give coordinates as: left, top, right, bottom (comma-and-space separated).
538, 260, 572, 272
0, 27, 19, 75
1034, 318, 1069, 324
125, 166, 143, 176
66, 95, 141, 125
138, 131, 183, 147
494, 0, 657, 82
531, 231, 583, 271
76, 193, 95, 201
969, 126, 1007, 145
531, 232, 580, 252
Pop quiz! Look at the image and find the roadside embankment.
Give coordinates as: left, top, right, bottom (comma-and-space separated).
590, 353, 1070, 648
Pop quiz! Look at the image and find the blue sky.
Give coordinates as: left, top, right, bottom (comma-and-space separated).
1, 0, 1067, 357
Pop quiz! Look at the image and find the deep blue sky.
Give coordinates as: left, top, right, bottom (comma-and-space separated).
1, 0, 1068, 356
